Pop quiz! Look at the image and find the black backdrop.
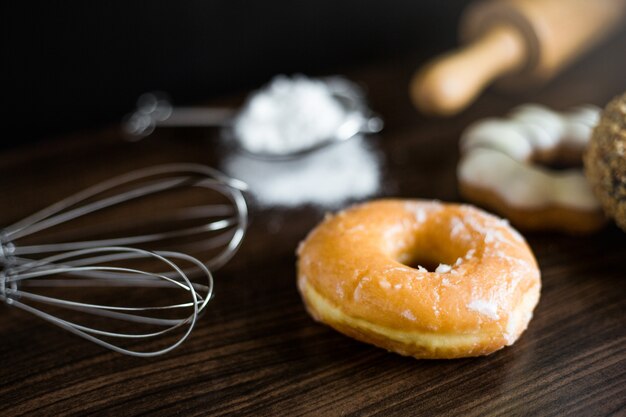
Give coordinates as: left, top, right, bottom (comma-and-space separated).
2, 1, 469, 143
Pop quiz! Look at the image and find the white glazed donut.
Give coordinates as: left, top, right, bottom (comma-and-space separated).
458, 104, 606, 233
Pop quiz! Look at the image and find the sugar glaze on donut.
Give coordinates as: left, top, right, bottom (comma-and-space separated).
297, 200, 541, 359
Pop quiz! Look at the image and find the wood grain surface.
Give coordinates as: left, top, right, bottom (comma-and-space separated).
1, 30, 625, 417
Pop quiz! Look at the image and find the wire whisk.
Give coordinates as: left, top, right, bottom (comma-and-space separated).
0, 163, 249, 356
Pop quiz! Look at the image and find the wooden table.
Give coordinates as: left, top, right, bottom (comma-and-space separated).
1, 32, 625, 417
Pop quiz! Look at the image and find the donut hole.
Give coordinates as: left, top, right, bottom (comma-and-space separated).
396, 239, 466, 273
386, 208, 477, 273
533, 145, 583, 170
402, 255, 447, 272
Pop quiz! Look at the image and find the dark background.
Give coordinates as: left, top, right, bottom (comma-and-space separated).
1, 2, 626, 415
2, 1, 469, 143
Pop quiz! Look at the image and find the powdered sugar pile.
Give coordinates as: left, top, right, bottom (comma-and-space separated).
233, 75, 349, 155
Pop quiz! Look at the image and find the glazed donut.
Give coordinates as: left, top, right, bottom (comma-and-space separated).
584, 92, 626, 232
297, 200, 541, 359
458, 104, 605, 233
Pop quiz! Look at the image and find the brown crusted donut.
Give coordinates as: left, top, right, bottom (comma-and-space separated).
297, 200, 541, 359
584, 92, 626, 232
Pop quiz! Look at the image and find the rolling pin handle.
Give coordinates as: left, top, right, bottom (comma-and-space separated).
410, 25, 526, 116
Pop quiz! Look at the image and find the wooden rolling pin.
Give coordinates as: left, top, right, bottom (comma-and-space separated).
411, 0, 626, 116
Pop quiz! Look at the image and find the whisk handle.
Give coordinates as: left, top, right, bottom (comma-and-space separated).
123, 92, 237, 139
